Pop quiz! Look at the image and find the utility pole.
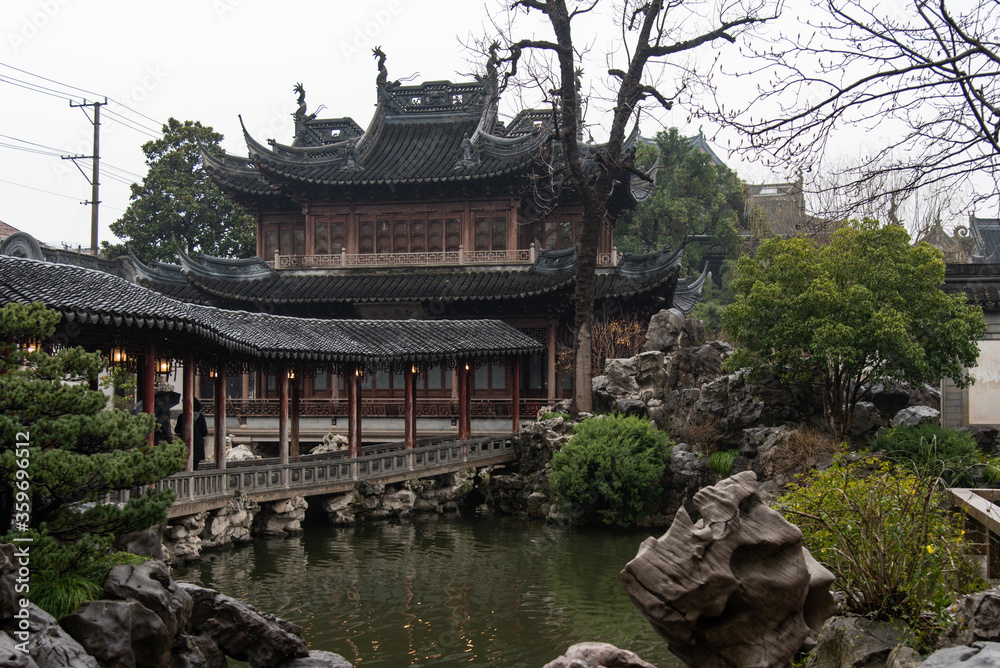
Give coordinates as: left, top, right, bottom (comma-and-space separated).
65, 98, 106, 253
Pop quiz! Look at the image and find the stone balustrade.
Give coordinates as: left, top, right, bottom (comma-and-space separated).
119, 435, 517, 517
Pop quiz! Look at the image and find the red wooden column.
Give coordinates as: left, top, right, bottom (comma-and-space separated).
511, 359, 521, 433
347, 368, 363, 458
182, 351, 195, 471
405, 364, 416, 450
143, 341, 156, 446
290, 369, 300, 461
278, 361, 289, 465
458, 362, 470, 441
547, 317, 557, 401
213, 365, 227, 470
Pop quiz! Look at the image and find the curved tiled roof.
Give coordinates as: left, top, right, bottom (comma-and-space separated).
245, 115, 542, 188
0, 256, 543, 364
147, 247, 684, 307
945, 263, 1000, 311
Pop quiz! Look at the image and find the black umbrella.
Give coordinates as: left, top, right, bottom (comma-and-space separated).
131, 391, 182, 414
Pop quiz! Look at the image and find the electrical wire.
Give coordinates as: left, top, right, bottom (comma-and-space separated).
0, 62, 165, 132
0, 177, 84, 201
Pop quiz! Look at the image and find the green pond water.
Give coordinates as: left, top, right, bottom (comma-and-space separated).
172, 513, 685, 667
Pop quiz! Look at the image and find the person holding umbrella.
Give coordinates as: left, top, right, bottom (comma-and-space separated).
175, 398, 208, 466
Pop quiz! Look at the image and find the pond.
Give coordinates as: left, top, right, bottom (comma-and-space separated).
172, 513, 685, 667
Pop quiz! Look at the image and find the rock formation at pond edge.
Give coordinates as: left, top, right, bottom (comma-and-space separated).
620, 470, 837, 668
0, 549, 351, 668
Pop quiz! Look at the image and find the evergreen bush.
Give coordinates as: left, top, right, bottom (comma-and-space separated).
549, 414, 672, 527
870, 423, 1000, 487
0, 302, 186, 617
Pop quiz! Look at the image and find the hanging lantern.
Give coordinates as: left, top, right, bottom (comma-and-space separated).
20, 338, 40, 354
288, 369, 296, 380
109, 345, 128, 364
155, 358, 172, 374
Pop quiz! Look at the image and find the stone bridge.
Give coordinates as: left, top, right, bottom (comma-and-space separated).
137, 434, 518, 519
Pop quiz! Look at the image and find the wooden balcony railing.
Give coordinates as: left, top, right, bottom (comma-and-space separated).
266, 246, 619, 269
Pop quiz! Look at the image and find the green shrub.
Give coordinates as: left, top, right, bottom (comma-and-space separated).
540, 411, 571, 421
870, 424, 999, 487
777, 455, 984, 645
29, 546, 148, 618
707, 449, 739, 478
549, 414, 672, 527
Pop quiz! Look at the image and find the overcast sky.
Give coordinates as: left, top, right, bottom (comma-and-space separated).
2, 0, 938, 250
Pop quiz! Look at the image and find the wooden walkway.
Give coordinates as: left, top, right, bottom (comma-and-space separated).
139, 434, 518, 518
948, 488, 1000, 580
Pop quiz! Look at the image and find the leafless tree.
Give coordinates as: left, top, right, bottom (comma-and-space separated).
493, 0, 777, 413
700, 0, 1000, 212
805, 156, 967, 238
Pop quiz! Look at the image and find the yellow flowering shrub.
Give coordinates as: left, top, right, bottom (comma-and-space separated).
776, 454, 985, 640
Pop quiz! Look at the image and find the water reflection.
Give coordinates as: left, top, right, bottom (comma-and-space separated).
173, 514, 683, 667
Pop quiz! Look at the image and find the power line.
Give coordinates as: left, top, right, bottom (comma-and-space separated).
102, 108, 161, 138
0, 61, 103, 101
0, 135, 144, 180
0, 62, 165, 132
0, 75, 75, 102
0, 177, 83, 201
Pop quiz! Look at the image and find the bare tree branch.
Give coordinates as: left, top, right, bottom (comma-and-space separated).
697, 0, 1000, 212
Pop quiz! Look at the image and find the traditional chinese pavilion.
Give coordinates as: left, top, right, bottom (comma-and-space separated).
129, 50, 705, 448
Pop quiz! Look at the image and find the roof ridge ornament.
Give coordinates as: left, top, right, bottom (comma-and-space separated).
454, 133, 480, 170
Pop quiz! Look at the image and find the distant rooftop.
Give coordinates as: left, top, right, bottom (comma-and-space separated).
0, 220, 21, 239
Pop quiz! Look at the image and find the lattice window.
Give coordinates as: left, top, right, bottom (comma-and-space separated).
312, 216, 347, 255
411, 220, 425, 253
445, 218, 461, 251
358, 220, 374, 254
376, 218, 391, 253
265, 229, 278, 258
474, 214, 507, 251
428, 219, 443, 252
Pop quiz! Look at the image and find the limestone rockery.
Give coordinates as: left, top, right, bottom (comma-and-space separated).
0, 546, 351, 668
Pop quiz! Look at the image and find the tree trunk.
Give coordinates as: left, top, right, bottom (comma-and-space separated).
571, 206, 603, 414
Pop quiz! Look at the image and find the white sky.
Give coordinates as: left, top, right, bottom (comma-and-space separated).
2, 0, 971, 250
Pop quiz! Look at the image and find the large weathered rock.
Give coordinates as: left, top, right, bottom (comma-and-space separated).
961, 426, 1000, 456
114, 521, 165, 560
920, 642, 1000, 666
61, 599, 172, 668
0, 545, 18, 621
850, 401, 885, 436
891, 406, 940, 428
1, 604, 98, 668
103, 560, 193, 639
254, 496, 308, 536
543, 642, 657, 668
621, 471, 836, 668
162, 511, 208, 564
200, 492, 258, 550
180, 582, 308, 667
805, 616, 912, 668
947, 587, 1000, 646
170, 633, 228, 668
645, 308, 705, 352
0, 631, 40, 667
278, 651, 353, 667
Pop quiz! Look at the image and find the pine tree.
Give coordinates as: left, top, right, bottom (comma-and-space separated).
0, 302, 186, 615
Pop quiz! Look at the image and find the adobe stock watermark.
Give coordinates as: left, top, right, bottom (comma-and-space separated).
340, 1, 404, 63
12, 431, 33, 654
7, 0, 73, 52
213, 0, 252, 21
